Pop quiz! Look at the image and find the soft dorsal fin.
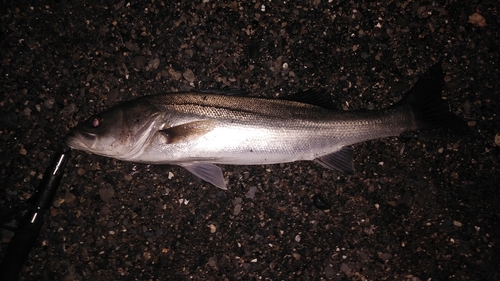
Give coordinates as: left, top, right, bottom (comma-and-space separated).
197, 89, 248, 96
158, 120, 217, 144
280, 90, 336, 110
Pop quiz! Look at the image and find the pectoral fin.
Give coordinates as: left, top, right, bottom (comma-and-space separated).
180, 163, 227, 190
314, 146, 355, 173
159, 120, 216, 144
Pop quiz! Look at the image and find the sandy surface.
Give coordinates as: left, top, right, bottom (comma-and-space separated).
1, 1, 498, 280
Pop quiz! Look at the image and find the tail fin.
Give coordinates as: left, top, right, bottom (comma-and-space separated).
398, 64, 469, 138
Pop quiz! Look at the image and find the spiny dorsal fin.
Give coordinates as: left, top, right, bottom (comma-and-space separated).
280, 90, 336, 110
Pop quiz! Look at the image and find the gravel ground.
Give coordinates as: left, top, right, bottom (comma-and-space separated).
1, 1, 499, 280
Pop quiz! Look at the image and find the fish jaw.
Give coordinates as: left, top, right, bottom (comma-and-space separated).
65, 129, 131, 158
65, 130, 97, 151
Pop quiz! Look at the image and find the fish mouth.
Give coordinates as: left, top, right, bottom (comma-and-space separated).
65, 130, 97, 150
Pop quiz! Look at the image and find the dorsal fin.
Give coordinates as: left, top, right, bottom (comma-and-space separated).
197, 89, 248, 96
280, 90, 336, 110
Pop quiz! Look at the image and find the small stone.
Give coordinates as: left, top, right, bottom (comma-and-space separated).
209, 224, 216, 233
183, 69, 195, 83
340, 263, 352, 275
358, 251, 369, 261
494, 134, 500, 146
233, 204, 242, 216
207, 257, 217, 269
99, 187, 115, 202
380, 252, 392, 261
468, 12, 486, 27
453, 220, 463, 227
64, 192, 76, 204
245, 186, 257, 199
169, 68, 182, 80
148, 57, 160, 70
44, 98, 55, 109
132, 55, 147, 70
19, 148, 27, 155
324, 265, 335, 278
295, 234, 301, 242
124, 41, 139, 51
100, 206, 111, 215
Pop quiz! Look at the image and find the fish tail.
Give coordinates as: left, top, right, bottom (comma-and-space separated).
398, 63, 468, 138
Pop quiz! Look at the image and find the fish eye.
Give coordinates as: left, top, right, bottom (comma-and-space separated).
90, 116, 102, 128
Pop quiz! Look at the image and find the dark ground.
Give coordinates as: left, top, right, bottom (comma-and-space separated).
1, 0, 499, 280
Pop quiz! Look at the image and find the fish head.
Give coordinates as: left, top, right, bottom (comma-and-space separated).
65, 99, 164, 160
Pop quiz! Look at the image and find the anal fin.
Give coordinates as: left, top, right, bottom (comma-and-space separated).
180, 163, 227, 190
314, 146, 355, 173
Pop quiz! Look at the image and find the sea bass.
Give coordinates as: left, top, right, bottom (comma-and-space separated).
65, 64, 467, 189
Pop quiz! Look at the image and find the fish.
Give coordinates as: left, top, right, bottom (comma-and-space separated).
65, 64, 467, 189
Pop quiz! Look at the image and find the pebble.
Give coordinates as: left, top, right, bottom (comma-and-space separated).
379, 252, 392, 261
207, 257, 217, 269
132, 55, 147, 70
453, 220, 463, 227
148, 57, 161, 70
468, 12, 486, 27
100, 206, 111, 215
209, 224, 216, 233
245, 186, 257, 199
324, 265, 335, 278
295, 234, 301, 242
495, 134, 500, 146
183, 69, 195, 83
64, 192, 76, 204
43, 97, 55, 109
340, 263, 351, 275
361, 51, 370, 59
77, 168, 86, 176
233, 204, 242, 216
169, 68, 182, 80
99, 187, 115, 202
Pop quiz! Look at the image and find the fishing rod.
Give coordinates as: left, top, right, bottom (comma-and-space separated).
0, 144, 71, 281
